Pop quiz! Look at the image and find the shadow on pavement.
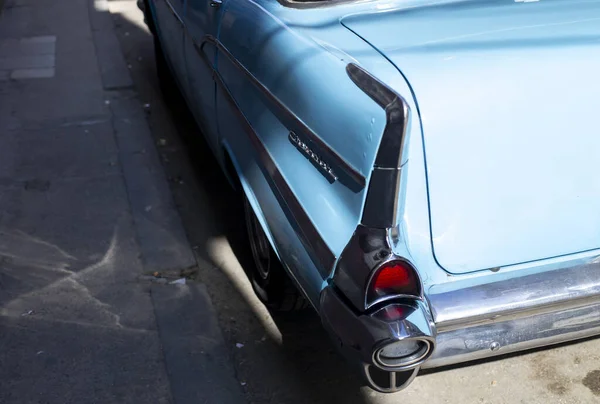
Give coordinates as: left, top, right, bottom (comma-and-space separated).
0, 1, 175, 403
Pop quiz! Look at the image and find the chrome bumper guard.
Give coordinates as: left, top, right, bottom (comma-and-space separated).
322, 255, 600, 392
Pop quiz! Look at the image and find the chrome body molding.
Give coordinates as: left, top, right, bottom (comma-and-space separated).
346, 63, 409, 228
162, 0, 184, 25
203, 35, 366, 192
201, 37, 337, 277
423, 255, 600, 368
276, 0, 372, 10
332, 64, 415, 311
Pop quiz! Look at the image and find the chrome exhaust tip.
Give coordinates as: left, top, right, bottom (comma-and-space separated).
320, 287, 437, 392
374, 338, 433, 371
368, 303, 436, 372
364, 304, 435, 391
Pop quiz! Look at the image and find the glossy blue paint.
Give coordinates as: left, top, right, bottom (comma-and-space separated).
147, 0, 600, 390
343, 0, 600, 274
150, 0, 432, 305
183, 0, 221, 154
149, 0, 600, 287
217, 0, 389, 285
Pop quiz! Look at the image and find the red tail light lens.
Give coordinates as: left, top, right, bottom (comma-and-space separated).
367, 260, 420, 304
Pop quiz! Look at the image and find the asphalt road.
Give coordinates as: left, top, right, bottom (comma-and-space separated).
109, 2, 600, 403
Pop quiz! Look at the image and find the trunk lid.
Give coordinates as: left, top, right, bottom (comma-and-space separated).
343, 0, 600, 274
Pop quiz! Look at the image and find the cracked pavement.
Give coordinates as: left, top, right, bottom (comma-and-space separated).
0, 0, 244, 403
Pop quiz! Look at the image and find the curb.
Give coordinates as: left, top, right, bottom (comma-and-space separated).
88, 0, 196, 274
86, 3, 248, 404
152, 283, 247, 404
89, 0, 133, 90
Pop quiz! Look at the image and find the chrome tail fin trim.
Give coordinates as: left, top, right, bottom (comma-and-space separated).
346, 63, 410, 228
333, 64, 415, 310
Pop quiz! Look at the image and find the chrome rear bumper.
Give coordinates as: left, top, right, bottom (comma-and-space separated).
426, 300, 600, 369
321, 254, 600, 392
425, 254, 600, 368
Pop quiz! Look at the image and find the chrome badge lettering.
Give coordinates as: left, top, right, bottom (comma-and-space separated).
289, 132, 338, 182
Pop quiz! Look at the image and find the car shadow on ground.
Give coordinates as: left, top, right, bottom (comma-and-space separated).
155, 66, 373, 404
109, 8, 376, 403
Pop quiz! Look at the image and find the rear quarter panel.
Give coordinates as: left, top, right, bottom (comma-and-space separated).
215, 0, 490, 301
216, 0, 390, 295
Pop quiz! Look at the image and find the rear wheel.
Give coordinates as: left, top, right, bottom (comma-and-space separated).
243, 197, 308, 312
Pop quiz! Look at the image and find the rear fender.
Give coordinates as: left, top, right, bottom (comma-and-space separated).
221, 142, 281, 262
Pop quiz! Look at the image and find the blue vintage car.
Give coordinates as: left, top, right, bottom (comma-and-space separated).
139, 0, 600, 393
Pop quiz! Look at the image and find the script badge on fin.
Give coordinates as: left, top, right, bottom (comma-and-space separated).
289, 132, 338, 183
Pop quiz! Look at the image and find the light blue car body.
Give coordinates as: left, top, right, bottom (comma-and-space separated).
145, 0, 600, 392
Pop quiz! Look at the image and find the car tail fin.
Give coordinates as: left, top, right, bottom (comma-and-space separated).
332, 64, 418, 311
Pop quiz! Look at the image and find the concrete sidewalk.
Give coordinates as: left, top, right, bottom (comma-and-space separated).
0, 0, 245, 403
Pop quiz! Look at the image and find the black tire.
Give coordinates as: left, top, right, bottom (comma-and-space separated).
243, 197, 308, 312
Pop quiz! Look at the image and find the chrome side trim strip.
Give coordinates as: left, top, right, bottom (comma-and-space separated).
163, 0, 184, 25
191, 37, 213, 72
206, 46, 336, 277
346, 63, 409, 228
361, 168, 402, 229
276, 0, 373, 10
202, 35, 366, 191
